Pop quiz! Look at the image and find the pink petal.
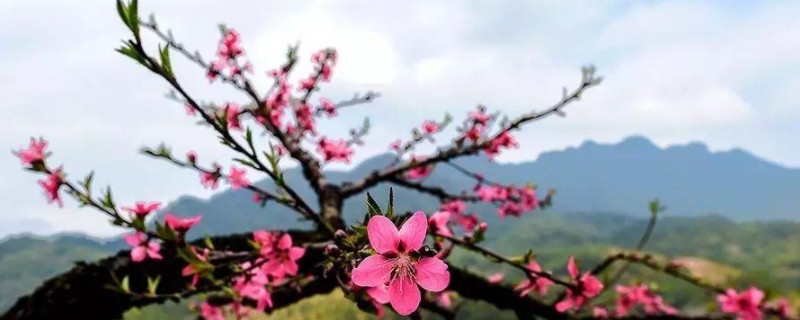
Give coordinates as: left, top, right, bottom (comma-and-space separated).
556, 298, 574, 313
352, 255, 394, 287
414, 257, 450, 292
124, 233, 143, 246
367, 215, 400, 254
130, 246, 146, 262
398, 211, 427, 252
278, 233, 292, 250
389, 274, 421, 316
567, 256, 579, 278
289, 247, 305, 261
367, 285, 391, 304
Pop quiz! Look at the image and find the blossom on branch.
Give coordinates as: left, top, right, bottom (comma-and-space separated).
123, 201, 161, 219
555, 256, 603, 313
14, 137, 48, 165
38, 169, 64, 207
165, 214, 202, 234
351, 211, 450, 316
123, 232, 162, 262
514, 260, 554, 297
317, 137, 353, 163
717, 287, 764, 320
227, 166, 250, 190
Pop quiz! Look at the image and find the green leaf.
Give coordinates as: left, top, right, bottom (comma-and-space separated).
116, 0, 129, 27
365, 192, 382, 217
128, 0, 140, 38
159, 44, 173, 76
101, 187, 115, 209
386, 187, 394, 218
204, 236, 215, 250
147, 276, 161, 296
121, 275, 130, 293
82, 171, 95, 192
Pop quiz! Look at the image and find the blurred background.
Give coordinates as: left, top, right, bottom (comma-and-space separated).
1, 0, 799, 318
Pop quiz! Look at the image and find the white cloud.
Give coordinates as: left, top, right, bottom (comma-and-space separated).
1, 0, 799, 237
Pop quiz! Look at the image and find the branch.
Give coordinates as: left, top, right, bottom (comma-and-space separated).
340, 68, 600, 198
387, 175, 481, 202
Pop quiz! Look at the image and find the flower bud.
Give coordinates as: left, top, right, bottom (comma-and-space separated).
334, 229, 347, 240
187, 151, 197, 164
324, 243, 341, 257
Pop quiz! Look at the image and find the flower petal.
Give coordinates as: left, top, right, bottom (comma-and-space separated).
130, 246, 146, 262
367, 215, 400, 254
124, 233, 143, 246
398, 211, 427, 252
352, 255, 394, 287
367, 285, 391, 304
389, 274, 421, 316
289, 247, 305, 261
566, 256, 579, 278
414, 257, 450, 292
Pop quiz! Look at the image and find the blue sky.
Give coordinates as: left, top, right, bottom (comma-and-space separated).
1, 0, 799, 237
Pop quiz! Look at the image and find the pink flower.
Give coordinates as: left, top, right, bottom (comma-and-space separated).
317, 137, 354, 163
469, 110, 489, 125
406, 158, 433, 180
233, 262, 273, 311
488, 273, 504, 284
515, 261, 554, 297
476, 185, 508, 202
484, 132, 518, 158
217, 29, 244, 59
319, 98, 337, 117
222, 103, 242, 131
185, 104, 196, 116
165, 214, 202, 233
615, 285, 677, 316
717, 287, 764, 320
428, 211, 453, 237
440, 200, 466, 215
207, 59, 227, 82
15, 137, 48, 165
465, 125, 483, 142
436, 292, 452, 308
299, 77, 316, 91
555, 256, 604, 313
259, 233, 306, 281
771, 298, 790, 318
38, 169, 63, 207
124, 232, 162, 262
519, 186, 539, 211
227, 166, 250, 189
422, 121, 439, 134
182, 247, 209, 287
201, 165, 221, 190
123, 201, 161, 219
351, 211, 450, 316
295, 103, 315, 134
200, 302, 224, 320
389, 140, 401, 151
593, 306, 610, 318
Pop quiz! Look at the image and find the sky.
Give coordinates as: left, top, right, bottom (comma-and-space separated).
1, 0, 799, 238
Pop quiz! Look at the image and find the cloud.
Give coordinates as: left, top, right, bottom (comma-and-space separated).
1, 0, 799, 237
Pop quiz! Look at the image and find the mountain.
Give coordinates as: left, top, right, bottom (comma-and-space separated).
162, 136, 800, 239
4, 135, 800, 314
